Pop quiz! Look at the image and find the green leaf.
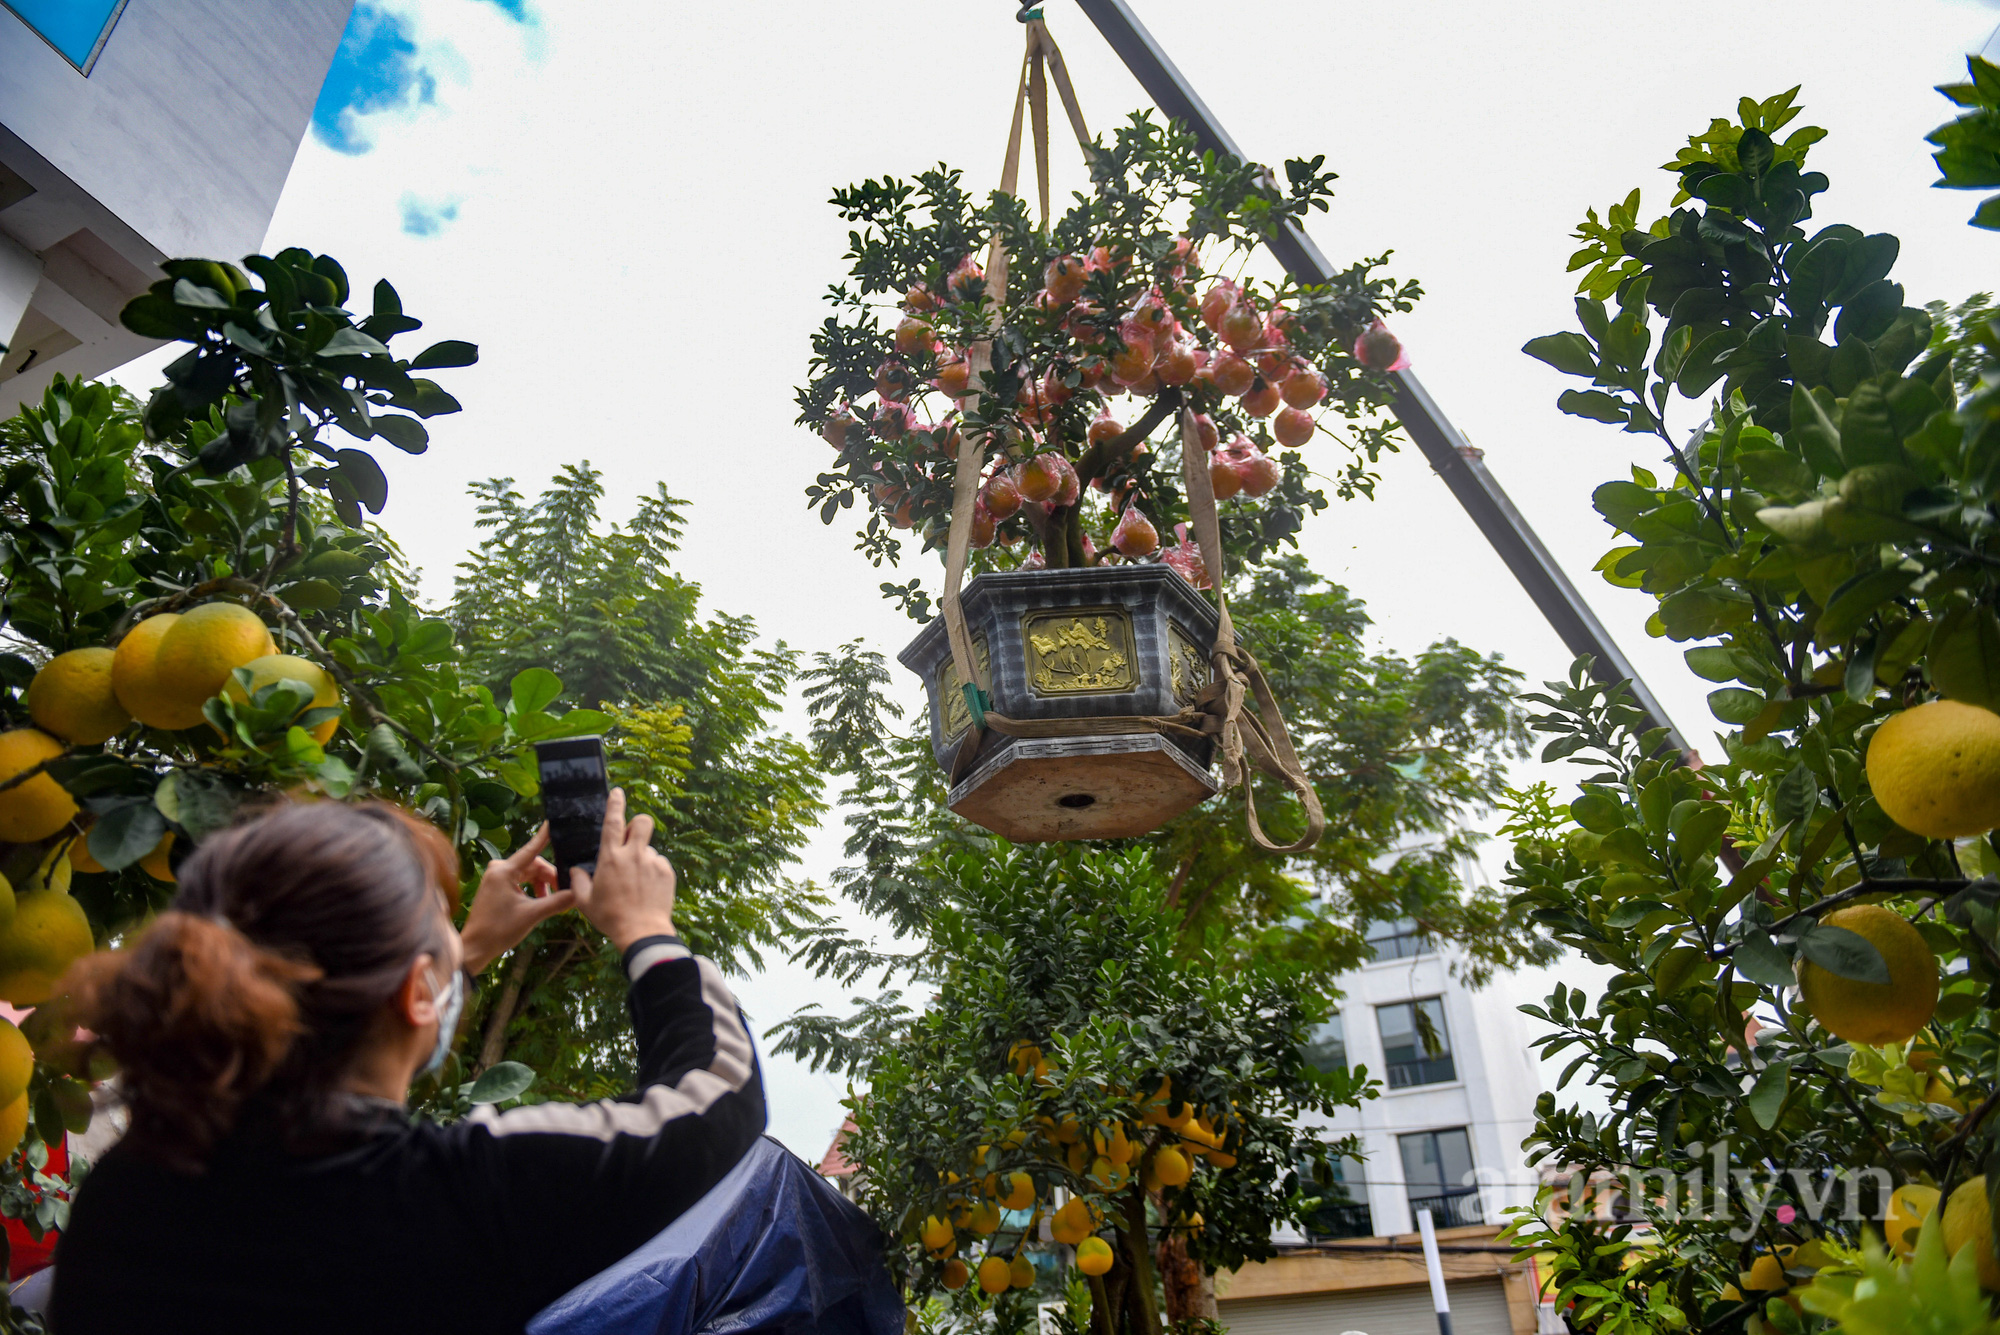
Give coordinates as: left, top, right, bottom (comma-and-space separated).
1928, 605, 2000, 711
1734, 930, 1795, 986
508, 667, 563, 715
282, 578, 344, 611
364, 723, 427, 785
370, 414, 430, 454
1817, 565, 1919, 645
319, 327, 389, 358
1523, 333, 1599, 377
1798, 921, 1889, 985
1559, 389, 1632, 425
88, 799, 166, 871
329, 449, 388, 514
1652, 945, 1710, 995
1838, 382, 1898, 466
467, 1060, 535, 1104
409, 339, 478, 370
1684, 646, 1742, 682
1707, 688, 1767, 725
541, 708, 613, 740
1745, 1059, 1790, 1129
1569, 791, 1622, 834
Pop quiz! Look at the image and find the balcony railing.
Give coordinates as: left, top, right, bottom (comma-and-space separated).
1384, 1053, 1457, 1089
1408, 1188, 1483, 1230
1304, 1200, 1375, 1240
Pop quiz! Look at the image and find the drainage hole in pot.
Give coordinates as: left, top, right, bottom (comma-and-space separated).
1057, 793, 1097, 810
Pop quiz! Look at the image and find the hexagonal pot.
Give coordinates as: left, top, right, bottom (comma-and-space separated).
898, 564, 1221, 841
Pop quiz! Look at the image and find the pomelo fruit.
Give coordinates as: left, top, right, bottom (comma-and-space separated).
0, 891, 94, 1005
0, 729, 76, 842
112, 613, 199, 729
1797, 904, 1938, 1046
1866, 700, 2000, 839
27, 648, 130, 745
222, 653, 341, 744
153, 603, 275, 719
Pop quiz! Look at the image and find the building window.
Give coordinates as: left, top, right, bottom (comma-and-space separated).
1365, 916, 1431, 961
1376, 997, 1456, 1088
1303, 1014, 1347, 1074
1302, 1155, 1373, 1240
1401, 1127, 1481, 1228
4, 0, 129, 73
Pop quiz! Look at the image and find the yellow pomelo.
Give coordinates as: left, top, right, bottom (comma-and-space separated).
0, 891, 95, 1005
1736, 1255, 1784, 1295
976, 1256, 1012, 1295
68, 830, 103, 874
920, 1215, 953, 1253
1887, 1183, 1941, 1257
1050, 1199, 1091, 1246
151, 603, 275, 721
998, 1171, 1034, 1211
0, 729, 76, 843
112, 613, 201, 729
969, 1201, 1001, 1235
1945, 1176, 2000, 1290
1867, 700, 2000, 839
222, 653, 341, 744
140, 832, 175, 883
27, 648, 130, 746
1153, 1146, 1192, 1187
0, 1094, 26, 1158
1009, 1255, 1035, 1289
1797, 904, 1938, 1046
0, 1018, 30, 1107
1094, 1124, 1133, 1166
1075, 1237, 1114, 1276
940, 1259, 968, 1291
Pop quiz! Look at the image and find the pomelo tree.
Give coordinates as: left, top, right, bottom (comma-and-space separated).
781, 105, 1562, 1331
0, 251, 832, 1285
1497, 67, 2000, 1335
797, 113, 1418, 615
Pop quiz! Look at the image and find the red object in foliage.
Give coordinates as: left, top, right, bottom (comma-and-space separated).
5, 1134, 67, 1278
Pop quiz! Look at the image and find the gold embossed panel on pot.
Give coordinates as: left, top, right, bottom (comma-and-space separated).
1167, 621, 1209, 709
937, 636, 990, 741
1021, 607, 1137, 697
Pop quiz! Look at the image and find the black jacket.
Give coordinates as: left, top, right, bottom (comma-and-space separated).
50, 938, 766, 1334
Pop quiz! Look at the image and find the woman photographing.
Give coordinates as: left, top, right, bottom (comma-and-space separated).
48, 788, 765, 1334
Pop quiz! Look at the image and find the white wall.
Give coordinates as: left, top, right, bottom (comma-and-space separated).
1305, 948, 1544, 1238
0, 1, 351, 262
0, 0, 353, 411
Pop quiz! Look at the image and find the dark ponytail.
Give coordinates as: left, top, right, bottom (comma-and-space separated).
65, 802, 459, 1171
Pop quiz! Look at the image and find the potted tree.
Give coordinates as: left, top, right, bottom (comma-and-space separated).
797, 108, 1416, 840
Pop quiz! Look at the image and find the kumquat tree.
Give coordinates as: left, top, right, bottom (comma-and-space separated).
1495, 63, 2000, 1335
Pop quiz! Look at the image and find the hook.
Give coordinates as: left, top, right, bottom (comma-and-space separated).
1016, 2, 1043, 21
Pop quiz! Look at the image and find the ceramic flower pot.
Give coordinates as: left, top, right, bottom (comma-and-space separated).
898, 564, 1221, 840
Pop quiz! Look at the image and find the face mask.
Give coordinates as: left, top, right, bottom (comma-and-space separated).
422, 966, 466, 1077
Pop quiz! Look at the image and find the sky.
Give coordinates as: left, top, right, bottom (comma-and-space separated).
111, 0, 2000, 1160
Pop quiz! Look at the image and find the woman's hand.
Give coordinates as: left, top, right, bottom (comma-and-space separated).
459, 825, 577, 975
570, 789, 677, 952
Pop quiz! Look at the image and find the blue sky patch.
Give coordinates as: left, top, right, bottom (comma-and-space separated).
311, 4, 436, 155
400, 195, 461, 238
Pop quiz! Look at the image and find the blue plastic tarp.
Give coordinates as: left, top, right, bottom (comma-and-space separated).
530, 1136, 903, 1335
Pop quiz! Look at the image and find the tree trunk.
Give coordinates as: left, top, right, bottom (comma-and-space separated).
1086, 1272, 1117, 1335
1119, 1190, 1165, 1335
477, 943, 538, 1071
1156, 1230, 1215, 1323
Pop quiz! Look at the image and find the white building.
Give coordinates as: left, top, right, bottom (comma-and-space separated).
0, 0, 353, 413
1213, 918, 1550, 1335
1293, 916, 1544, 1241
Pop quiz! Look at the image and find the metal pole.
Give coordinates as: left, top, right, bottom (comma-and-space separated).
1416, 1207, 1454, 1335
1068, 0, 1687, 752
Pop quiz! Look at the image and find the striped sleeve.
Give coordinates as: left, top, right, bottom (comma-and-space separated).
460, 949, 767, 1290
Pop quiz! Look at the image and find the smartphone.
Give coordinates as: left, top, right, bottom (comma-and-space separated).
534, 736, 609, 889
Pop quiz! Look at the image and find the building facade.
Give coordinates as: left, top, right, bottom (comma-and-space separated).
1214, 917, 1555, 1335
0, 0, 353, 412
